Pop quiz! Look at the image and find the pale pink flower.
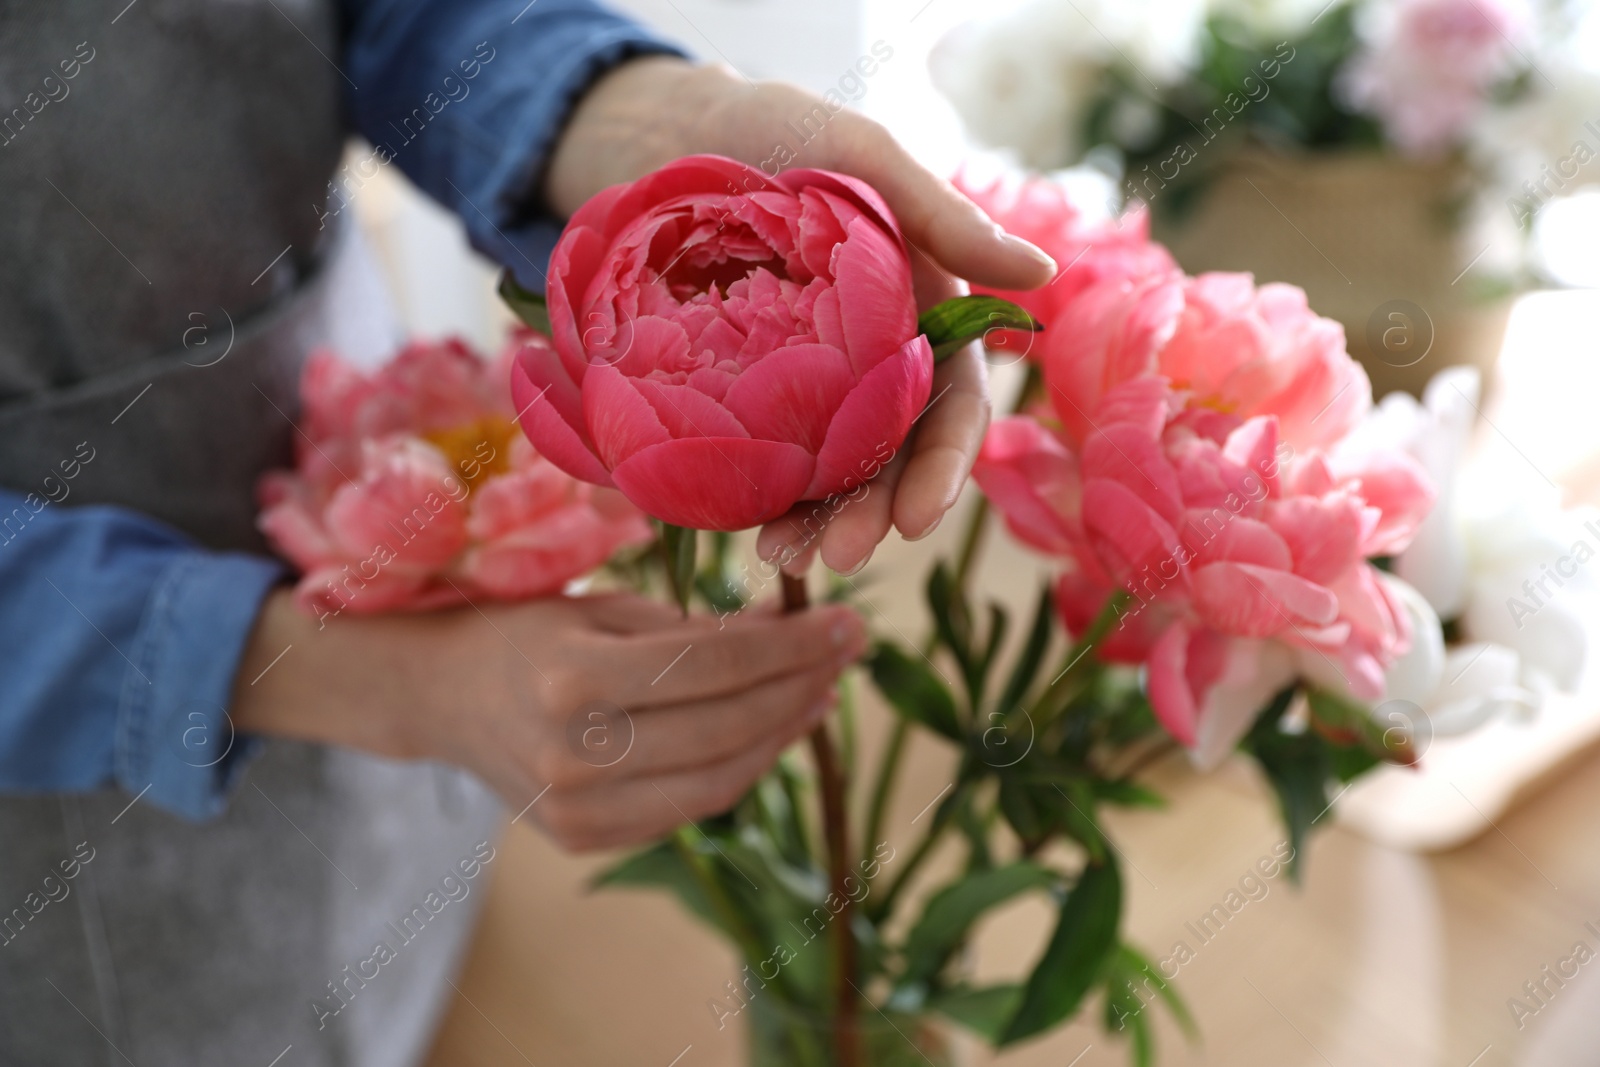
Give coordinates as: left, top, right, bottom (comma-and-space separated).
1341, 0, 1529, 156
258, 337, 651, 617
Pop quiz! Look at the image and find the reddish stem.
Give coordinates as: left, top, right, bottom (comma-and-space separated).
783, 572, 861, 1067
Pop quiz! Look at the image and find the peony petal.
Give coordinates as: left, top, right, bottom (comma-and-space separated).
634, 377, 752, 440
1190, 561, 1339, 637
511, 342, 613, 486
582, 364, 671, 469
610, 436, 816, 530
972, 417, 1084, 557
721, 343, 855, 452
832, 218, 917, 375
805, 336, 933, 499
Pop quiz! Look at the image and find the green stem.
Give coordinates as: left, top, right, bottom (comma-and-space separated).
866, 765, 969, 924
670, 828, 796, 1000
859, 361, 1036, 879
1022, 590, 1130, 726
861, 495, 989, 868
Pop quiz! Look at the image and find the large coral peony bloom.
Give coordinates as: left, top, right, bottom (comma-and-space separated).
1044, 270, 1372, 453
258, 339, 651, 618
511, 155, 933, 532
954, 168, 1178, 336
974, 372, 1434, 767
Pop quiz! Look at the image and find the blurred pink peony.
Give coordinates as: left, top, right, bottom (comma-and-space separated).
258, 337, 651, 619
512, 155, 932, 532
1044, 270, 1372, 452
975, 371, 1433, 766
954, 168, 1178, 356
1341, 0, 1528, 156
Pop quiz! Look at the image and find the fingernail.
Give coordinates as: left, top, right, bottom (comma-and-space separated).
837, 549, 873, 578
1000, 232, 1056, 273
906, 514, 943, 542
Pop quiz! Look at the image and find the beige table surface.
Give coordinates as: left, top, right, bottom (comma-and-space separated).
425, 293, 1600, 1067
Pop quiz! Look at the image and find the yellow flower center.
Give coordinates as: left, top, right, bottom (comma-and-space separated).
422, 416, 517, 489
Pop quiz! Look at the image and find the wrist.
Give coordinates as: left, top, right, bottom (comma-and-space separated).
544, 56, 732, 217
230, 589, 444, 763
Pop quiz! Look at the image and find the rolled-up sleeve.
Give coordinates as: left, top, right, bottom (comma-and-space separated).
0, 489, 283, 820
339, 0, 689, 287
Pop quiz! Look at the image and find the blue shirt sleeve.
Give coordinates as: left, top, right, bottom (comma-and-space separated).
338, 0, 690, 289
0, 488, 283, 820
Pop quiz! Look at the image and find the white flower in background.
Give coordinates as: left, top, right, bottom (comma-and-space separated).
1333, 366, 1598, 734
929, 0, 1207, 169
1339, 0, 1533, 157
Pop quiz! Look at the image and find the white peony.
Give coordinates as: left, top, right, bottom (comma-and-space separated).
929, 0, 1207, 169
1334, 365, 1597, 734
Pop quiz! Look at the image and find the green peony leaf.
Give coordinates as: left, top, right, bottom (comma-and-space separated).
498, 270, 551, 336
918, 296, 1042, 363
1000, 857, 1123, 1045
867, 640, 962, 741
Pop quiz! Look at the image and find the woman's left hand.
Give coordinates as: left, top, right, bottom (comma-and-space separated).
544, 57, 1057, 575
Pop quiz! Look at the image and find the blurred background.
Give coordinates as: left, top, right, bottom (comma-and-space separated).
332, 0, 1600, 1063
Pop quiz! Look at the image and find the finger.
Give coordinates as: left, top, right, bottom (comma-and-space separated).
756, 501, 833, 577
556, 663, 839, 788
829, 113, 1055, 292
599, 603, 866, 707
541, 723, 810, 852
892, 343, 991, 541
818, 445, 909, 577
575, 593, 696, 634
909, 238, 962, 311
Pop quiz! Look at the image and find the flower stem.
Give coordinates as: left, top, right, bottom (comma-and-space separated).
861, 491, 990, 868
784, 573, 862, 1067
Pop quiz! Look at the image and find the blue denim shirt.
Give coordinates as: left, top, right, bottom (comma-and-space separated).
0, 0, 683, 820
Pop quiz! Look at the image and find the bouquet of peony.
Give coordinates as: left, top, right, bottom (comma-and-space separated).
264, 154, 1454, 1066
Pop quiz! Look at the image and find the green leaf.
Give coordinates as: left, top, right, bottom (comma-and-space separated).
898, 862, 1056, 991
593, 841, 719, 929
997, 584, 1055, 717
659, 523, 697, 615
1093, 779, 1166, 810
498, 270, 551, 335
1239, 688, 1324, 882
918, 296, 1042, 363
929, 984, 1024, 1044
1114, 944, 1196, 1038
867, 640, 962, 741
1001, 858, 1123, 1045
925, 562, 975, 690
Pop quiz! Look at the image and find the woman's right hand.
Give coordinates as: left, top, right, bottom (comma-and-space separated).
232, 588, 866, 852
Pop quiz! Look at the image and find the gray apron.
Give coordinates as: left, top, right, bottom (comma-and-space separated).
0, 3, 503, 1064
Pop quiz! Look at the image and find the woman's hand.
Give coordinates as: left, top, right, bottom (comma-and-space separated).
544, 58, 1057, 576
232, 587, 866, 852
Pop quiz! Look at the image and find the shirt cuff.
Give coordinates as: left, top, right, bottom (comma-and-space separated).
450, 29, 689, 289
115, 551, 285, 821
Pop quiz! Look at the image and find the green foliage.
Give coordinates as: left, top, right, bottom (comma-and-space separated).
497, 270, 551, 335
896, 862, 1056, 996
867, 640, 962, 741
1001, 858, 1124, 1045
659, 522, 697, 615
918, 296, 1042, 363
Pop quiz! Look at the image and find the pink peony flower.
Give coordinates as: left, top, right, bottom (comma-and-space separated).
974, 371, 1434, 767
954, 168, 1178, 357
1043, 270, 1372, 453
1341, 0, 1528, 156
258, 337, 652, 618
511, 155, 932, 532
